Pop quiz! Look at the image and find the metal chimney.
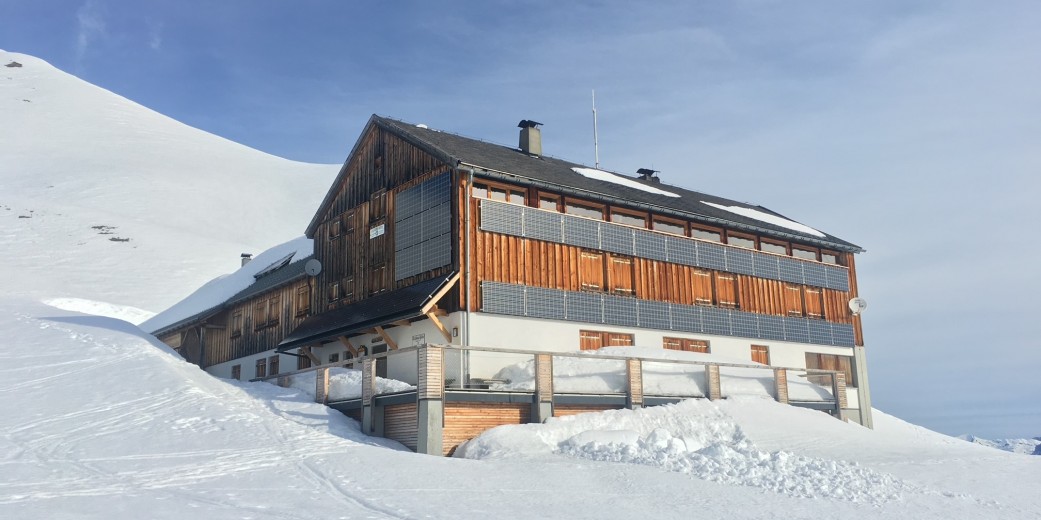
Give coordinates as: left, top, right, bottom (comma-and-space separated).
518, 120, 543, 156
241, 253, 253, 267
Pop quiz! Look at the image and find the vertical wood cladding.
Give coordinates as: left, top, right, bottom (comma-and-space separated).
312, 126, 455, 312
201, 278, 314, 368
442, 402, 530, 456
463, 185, 861, 338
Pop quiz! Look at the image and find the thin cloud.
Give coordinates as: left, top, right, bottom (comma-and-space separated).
148, 21, 164, 51
75, 0, 106, 63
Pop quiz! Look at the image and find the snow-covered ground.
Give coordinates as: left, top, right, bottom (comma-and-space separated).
957, 435, 1041, 455
2, 50, 1040, 519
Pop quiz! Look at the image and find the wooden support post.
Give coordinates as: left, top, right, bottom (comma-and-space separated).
706, 365, 721, 400
831, 373, 848, 421
626, 358, 643, 409
299, 345, 320, 365
416, 346, 444, 456
425, 311, 452, 342
361, 358, 376, 433
773, 369, 789, 404
534, 354, 554, 422
373, 325, 398, 350
315, 367, 330, 405
338, 336, 358, 357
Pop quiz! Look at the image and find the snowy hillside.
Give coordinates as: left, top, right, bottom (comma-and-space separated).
0, 50, 336, 317
957, 435, 1041, 455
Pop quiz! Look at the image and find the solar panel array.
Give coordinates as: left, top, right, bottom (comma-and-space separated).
482, 281, 857, 347
480, 200, 850, 291
394, 174, 452, 281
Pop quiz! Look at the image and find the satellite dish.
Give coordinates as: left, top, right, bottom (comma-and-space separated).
304, 259, 322, 277
848, 297, 868, 315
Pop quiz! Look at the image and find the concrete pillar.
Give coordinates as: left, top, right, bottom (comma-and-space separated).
315, 367, 330, 404
852, 346, 874, 428
416, 346, 444, 456
626, 359, 644, 409
361, 359, 376, 434
706, 365, 721, 400
773, 368, 789, 404
533, 354, 554, 422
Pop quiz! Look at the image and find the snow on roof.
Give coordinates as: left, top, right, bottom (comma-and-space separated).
571, 167, 681, 198
142, 236, 313, 333
700, 201, 826, 238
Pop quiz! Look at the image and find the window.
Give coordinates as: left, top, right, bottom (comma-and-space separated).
231, 364, 241, 380
610, 209, 647, 228
579, 251, 605, 291
372, 344, 389, 378
760, 240, 788, 255
805, 353, 855, 387
268, 355, 280, 376
370, 265, 388, 294
295, 285, 310, 317
230, 311, 243, 338
297, 352, 312, 370
607, 255, 635, 295
804, 287, 824, 318
329, 281, 341, 302
253, 300, 268, 330
715, 273, 738, 308
473, 182, 525, 204
750, 345, 770, 364
256, 357, 267, 378
329, 218, 342, 239
329, 352, 339, 363
343, 277, 355, 300
580, 330, 634, 350
692, 269, 714, 305
472, 183, 488, 199
821, 251, 840, 265
792, 247, 818, 261
783, 284, 804, 317
538, 194, 560, 211
343, 212, 356, 235
652, 218, 685, 236
565, 200, 604, 220
266, 296, 280, 327
691, 225, 722, 242
370, 189, 387, 221
727, 233, 755, 249
663, 338, 710, 353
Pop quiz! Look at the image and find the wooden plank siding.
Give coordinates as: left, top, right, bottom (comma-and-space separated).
312, 126, 457, 312
442, 402, 530, 456
202, 278, 314, 368
383, 403, 419, 452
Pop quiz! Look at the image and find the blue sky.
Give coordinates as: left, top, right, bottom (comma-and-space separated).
3, 1, 1040, 439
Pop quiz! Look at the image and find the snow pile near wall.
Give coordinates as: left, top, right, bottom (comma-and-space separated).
457, 399, 908, 503
287, 367, 415, 400
490, 346, 832, 401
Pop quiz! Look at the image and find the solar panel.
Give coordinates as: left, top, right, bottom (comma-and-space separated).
421, 173, 451, 210
825, 265, 850, 292
803, 262, 828, 288
753, 254, 780, 280
565, 291, 603, 323
671, 304, 700, 333
600, 225, 634, 256
525, 209, 563, 243
395, 244, 422, 280
395, 185, 422, 220
481, 282, 525, 316
725, 247, 754, 276
603, 295, 638, 327
394, 215, 418, 252
784, 318, 809, 344
421, 235, 451, 272
701, 307, 731, 336
758, 315, 786, 341
831, 323, 856, 347
666, 238, 696, 265
696, 242, 726, 271
562, 215, 600, 250
777, 257, 804, 285
526, 286, 566, 320
634, 230, 667, 262
481, 200, 523, 236
637, 300, 671, 330
807, 319, 832, 345
731, 311, 758, 339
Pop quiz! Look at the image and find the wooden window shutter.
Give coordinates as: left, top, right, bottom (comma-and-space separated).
295, 286, 310, 317
579, 330, 605, 350
268, 356, 279, 376
804, 287, 824, 318
608, 255, 634, 295
784, 284, 804, 316
692, 269, 714, 305
255, 357, 267, 378
231, 365, 241, 380
606, 333, 634, 346
715, 273, 738, 308
751, 345, 769, 364
579, 251, 605, 291
253, 301, 267, 330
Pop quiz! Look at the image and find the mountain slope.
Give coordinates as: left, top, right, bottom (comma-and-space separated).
0, 50, 337, 315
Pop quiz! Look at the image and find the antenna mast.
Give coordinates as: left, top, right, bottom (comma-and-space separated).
592, 89, 600, 168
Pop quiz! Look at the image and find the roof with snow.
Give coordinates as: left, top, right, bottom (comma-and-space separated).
332, 115, 861, 253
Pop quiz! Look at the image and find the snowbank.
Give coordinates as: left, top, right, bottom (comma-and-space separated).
286, 367, 415, 400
